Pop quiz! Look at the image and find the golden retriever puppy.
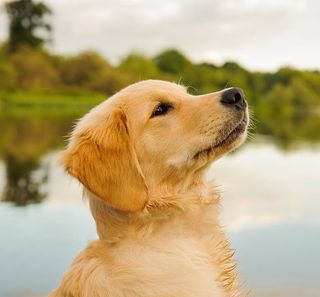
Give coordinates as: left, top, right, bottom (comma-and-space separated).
49, 80, 249, 297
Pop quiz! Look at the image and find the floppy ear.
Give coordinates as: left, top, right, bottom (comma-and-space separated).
59, 107, 148, 212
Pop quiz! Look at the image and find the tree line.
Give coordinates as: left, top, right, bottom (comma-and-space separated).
1, 1, 319, 109
1, 0, 320, 147
1, 44, 319, 109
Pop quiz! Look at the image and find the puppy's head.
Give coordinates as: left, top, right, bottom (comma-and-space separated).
60, 80, 249, 212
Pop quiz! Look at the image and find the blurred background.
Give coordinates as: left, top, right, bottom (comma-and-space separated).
0, 0, 319, 296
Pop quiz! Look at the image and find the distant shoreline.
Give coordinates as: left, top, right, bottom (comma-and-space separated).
0, 91, 105, 110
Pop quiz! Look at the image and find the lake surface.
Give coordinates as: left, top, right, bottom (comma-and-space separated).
0, 113, 319, 297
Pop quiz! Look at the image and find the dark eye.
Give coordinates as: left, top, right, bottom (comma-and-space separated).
151, 103, 173, 117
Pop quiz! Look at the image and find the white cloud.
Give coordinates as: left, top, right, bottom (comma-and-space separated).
1, 0, 320, 70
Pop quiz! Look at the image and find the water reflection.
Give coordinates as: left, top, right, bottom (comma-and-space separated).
0, 113, 77, 205
0, 106, 319, 206
2, 153, 48, 205
0, 143, 319, 297
211, 141, 320, 231
259, 111, 320, 150
0, 106, 319, 297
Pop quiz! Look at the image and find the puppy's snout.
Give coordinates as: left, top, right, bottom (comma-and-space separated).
220, 87, 246, 110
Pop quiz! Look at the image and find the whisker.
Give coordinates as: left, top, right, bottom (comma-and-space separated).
186, 85, 198, 94
224, 81, 231, 89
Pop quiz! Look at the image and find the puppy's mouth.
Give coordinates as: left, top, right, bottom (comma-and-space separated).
214, 117, 247, 148
194, 116, 247, 158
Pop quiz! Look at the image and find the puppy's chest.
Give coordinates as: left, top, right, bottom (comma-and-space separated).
111, 217, 226, 297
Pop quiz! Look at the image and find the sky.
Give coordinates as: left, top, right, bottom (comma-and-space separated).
0, 0, 320, 71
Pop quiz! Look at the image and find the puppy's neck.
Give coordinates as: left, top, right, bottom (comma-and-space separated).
87, 181, 220, 241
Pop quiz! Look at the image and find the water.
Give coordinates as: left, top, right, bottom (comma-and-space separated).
210, 143, 320, 296
0, 115, 319, 297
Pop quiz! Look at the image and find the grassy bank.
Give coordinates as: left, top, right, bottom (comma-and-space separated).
0, 91, 106, 118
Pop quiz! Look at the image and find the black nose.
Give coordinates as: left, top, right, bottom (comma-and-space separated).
220, 87, 246, 110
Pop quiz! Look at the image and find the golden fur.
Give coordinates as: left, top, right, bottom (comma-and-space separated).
49, 80, 249, 297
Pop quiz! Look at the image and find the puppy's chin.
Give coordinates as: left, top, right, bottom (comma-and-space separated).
213, 117, 248, 152
217, 127, 247, 155
194, 116, 248, 163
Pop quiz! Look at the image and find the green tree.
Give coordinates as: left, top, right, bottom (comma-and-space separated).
9, 45, 58, 90
59, 51, 128, 95
154, 49, 192, 74
59, 51, 111, 87
0, 45, 16, 90
5, 0, 52, 52
119, 53, 160, 80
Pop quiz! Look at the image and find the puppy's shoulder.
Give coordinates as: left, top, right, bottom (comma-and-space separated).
48, 240, 113, 297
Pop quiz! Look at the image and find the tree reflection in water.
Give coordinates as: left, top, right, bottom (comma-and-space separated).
2, 153, 48, 206
0, 112, 77, 206
0, 103, 319, 206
